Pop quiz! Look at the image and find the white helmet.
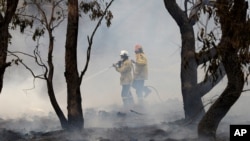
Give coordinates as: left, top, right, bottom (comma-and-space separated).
120, 50, 128, 56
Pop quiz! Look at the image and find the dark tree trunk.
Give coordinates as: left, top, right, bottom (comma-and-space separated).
65, 0, 83, 130
164, 0, 225, 123
180, 23, 204, 121
46, 31, 68, 129
0, 0, 19, 93
46, 80, 69, 129
0, 25, 9, 93
198, 48, 244, 140
198, 0, 248, 139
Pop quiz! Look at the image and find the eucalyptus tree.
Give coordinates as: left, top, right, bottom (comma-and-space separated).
9, 0, 114, 130
163, 0, 225, 123
164, 0, 250, 140
0, 0, 19, 93
198, 0, 250, 139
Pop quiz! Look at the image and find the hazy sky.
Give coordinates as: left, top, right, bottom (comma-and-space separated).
0, 0, 249, 121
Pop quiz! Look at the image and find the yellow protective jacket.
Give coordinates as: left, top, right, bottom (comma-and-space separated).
134, 53, 148, 80
115, 59, 133, 85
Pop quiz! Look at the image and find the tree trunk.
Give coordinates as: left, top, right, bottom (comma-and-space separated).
0, 0, 19, 93
198, 0, 247, 139
164, 0, 225, 123
180, 23, 204, 121
46, 31, 68, 129
65, 0, 83, 130
0, 25, 9, 93
198, 48, 244, 140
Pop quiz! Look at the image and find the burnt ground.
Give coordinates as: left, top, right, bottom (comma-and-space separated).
0, 124, 229, 141
0, 107, 230, 141
1, 97, 249, 141
0, 122, 229, 141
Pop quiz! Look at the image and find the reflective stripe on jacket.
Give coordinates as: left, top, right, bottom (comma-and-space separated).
116, 59, 133, 85
134, 53, 148, 80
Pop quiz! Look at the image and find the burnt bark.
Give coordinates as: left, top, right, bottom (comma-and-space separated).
65, 0, 83, 130
46, 30, 68, 129
198, 0, 248, 139
29, 0, 69, 129
180, 23, 205, 121
0, 0, 19, 93
164, 0, 225, 122
198, 46, 244, 140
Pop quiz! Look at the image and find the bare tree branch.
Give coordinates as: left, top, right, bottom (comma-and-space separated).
164, 0, 186, 26
79, 0, 114, 84
51, 2, 66, 30
7, 51, 45, 80
22, 77, 36, 94
16, 0, 66, 31
33, 1, 49, 30
7, 50, 36, 58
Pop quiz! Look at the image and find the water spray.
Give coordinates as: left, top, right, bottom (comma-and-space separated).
82, 63, 163, 103
82, 66, 113, 82
82, 61, 120, 82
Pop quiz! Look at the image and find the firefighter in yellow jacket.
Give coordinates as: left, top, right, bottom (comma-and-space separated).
113, 50, 134, 107
132, 44, 151, 104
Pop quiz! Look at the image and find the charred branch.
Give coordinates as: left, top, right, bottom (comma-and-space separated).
198, 0, 249, 139
164, 0, 186, 27
79, 0, 114, 84
7, 51, 45, 80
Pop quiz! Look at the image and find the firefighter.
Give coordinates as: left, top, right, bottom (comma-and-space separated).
132, 44, 151, 105
113, 50, 134, 107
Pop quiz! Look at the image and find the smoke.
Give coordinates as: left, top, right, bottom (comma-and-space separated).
0, 1, 250, 140
2, 0, 182, 115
